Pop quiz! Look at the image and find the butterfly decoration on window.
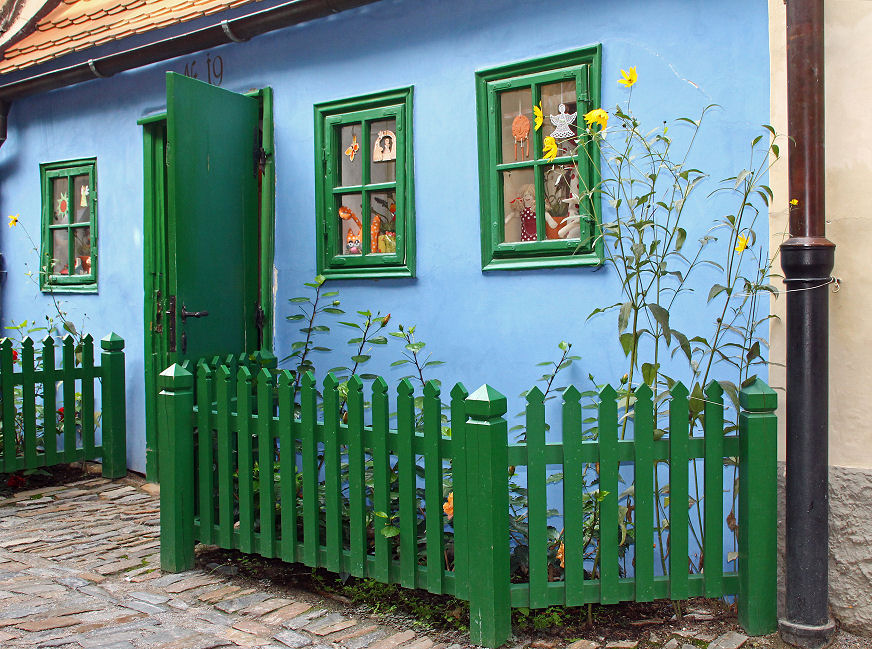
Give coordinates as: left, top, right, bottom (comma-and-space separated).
344, 134, 360, 162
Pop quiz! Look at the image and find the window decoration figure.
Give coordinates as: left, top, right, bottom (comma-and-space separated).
56, 192, 69, 219
506, 184, 538, 242
344, 133, 360, 162
549, 103, 577, 139
372, 130, 396, 162
339, 206, 362, 254
511, 113, 531, 160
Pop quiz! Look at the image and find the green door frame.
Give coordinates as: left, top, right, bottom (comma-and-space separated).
140, 87, 276, 482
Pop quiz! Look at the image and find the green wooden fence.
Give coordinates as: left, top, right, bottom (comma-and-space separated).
158, 361, 777, 648
0, 333, 126, 478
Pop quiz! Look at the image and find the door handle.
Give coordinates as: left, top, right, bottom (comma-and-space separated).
181, 304, 209, 321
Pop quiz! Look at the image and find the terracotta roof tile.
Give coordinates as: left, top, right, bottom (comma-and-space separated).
0, 0, 263, 73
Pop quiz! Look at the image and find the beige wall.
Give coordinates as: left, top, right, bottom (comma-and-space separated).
769, 0, 872, 469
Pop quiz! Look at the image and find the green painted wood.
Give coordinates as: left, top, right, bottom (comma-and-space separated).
423, 380, 444, 594
371, 377, 390, 584
323, 373, 342, 572
525, 386, 548, 609
278, 370, 297, 562
347, 375, 366, 578
42, 337, 58, 467
464, 385, 511, 649
703, 381, 725, 597
561, 385, 585, 605
0, 340, 16, 472
196, 363, 215, 545
738, 379, 778, 634
21, 338, 37, 468
397, 378, 416, 589
633, 383, 655, 602
158, 364, 195, 572
100, 333, 127, 478
62, 336, 76, 457
301, 372, 319, 567
669, 382, 690, 601
237, 367, 255, 554
215, 365, 234, 548
257, 369, 276, 558
257, 88, 276, 352
598, 385, 620, 604
449, 383, 470, 600
79, 335, 95, 462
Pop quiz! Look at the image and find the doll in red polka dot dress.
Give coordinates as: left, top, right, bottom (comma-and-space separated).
506, 184, 538, 242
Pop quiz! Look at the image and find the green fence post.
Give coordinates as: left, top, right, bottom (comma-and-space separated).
464, 384, 511, 648
159, 363, 195, 573
100, 333, 127, 479
738, 378, 778, 635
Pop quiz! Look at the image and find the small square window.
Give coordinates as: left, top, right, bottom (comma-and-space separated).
40, 159, 97, 292
314, 87, 415, 279
476, 47, 603, 270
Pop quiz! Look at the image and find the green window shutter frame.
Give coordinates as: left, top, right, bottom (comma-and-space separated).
475, 46, 604, 271
314, 87, 416, 279
39, 158, 98, 293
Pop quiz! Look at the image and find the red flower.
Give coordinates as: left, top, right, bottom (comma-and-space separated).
6, 474, 25, 488
11, 349, 18, 362
57, 407, 64, 421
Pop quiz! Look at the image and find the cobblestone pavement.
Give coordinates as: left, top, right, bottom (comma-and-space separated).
0, 476, 864, 649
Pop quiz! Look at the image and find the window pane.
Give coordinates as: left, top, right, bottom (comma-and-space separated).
337, 194, 363, 256
543, 165, 581, 240
72, 175, 91, 224
73, 227, 92, 275
502, 168, 536, 243
51, 177, 70, 224
541, 80, 578, 147
370, 191, 397, 254
370, 119, 397, 184
339, 124, 363, 187
51, 230, 69, 275
499, 88, 533, 163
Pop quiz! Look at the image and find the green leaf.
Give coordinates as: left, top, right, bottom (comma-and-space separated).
618, 302, 632, 334
323, 307, 344, 314
391, 359, 410, 367
405, 342, 426, 353
675, 227, 686, 251
286, 314, 305, 321
370, 336, 388, 344
641, 362, 659, 387
648, 304, 670, 343
619, 332, 634, 357
289, 297, 309, 303
338, 321, 361, 329
351, 355, 371, 363
708, 284, 729, 303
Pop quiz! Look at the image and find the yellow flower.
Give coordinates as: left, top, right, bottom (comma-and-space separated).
583, 108, 609, 131
543, 136, 558, 162
443, 492, 454, 519
557, 542, 565, 568
735, 234, 749, 253
790, 198, 798, 206
7, 214, 19, 228
533, 102, 543, 131
618, 67, 638, 88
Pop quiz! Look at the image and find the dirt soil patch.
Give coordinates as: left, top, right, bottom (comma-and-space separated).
0, 462, 95, 497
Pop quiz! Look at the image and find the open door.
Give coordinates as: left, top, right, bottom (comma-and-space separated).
142, 73, 274, 480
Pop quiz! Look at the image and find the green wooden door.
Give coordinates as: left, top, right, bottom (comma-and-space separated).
166, 71, 260, 361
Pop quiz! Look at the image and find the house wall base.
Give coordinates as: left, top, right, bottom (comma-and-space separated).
777, 462, 872, 637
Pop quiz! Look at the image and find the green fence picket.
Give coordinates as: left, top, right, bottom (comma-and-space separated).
323, 373, 342, 572
598, 385, 619, 604
347, 375, 367, 578
669, 382, 690, 600
633, 383, 655, 602
449, 383, 470, 600
99, 334, 126, 478
21, 338, 37, 468
278, 371, 297, 562
301, 372, 319, 567
42, 337, 58, 467
237, 367, 255, 554
257, 369, 276, 558
397, 378, 417, 589
704, 381, 725, 597
216, 365, 234, 548
561, 385, 585, 606
423, 380, 444, 594
525, 386, 548, 609
371, 377, 391, 583
196, 363, 215, 545
80, 335, 95, 460
0, 339, 15, 471
62, 335, 76, 458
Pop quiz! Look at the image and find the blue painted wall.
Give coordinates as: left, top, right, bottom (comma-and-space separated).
0, 0, 770, 473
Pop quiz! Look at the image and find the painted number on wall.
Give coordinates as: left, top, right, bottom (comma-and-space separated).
182, 54, 224, 86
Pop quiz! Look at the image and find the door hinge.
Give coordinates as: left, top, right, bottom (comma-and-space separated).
255, 302, 266, 348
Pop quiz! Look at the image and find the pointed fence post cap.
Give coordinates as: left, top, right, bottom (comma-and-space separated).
159, 363, 193, 390
739, 378, 777, 412
466, 384, 507, 419
100, 332, 125, 351
252, 349, 278, 369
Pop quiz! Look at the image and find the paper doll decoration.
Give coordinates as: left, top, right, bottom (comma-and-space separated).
339, 206, 362, 254
344, 134, 360, 162
512, 114, 531, 160
508, 185, 537, 242
549, 103, 577, 139
80, 185, 89, 208
372, 130, 396, 162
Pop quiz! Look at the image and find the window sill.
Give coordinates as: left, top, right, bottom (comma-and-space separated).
319, 265, 415, 280
482, 253, 603, 271
41, 283, 98, 294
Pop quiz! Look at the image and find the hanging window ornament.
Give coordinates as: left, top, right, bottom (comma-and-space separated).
56, 192, 69, 218
338, 206, 362, 254
512, 113, 531, 161
80, 185, 89, 208
344, 133, 360, 162
549, 103, 577, 139
372, 130, 396, 162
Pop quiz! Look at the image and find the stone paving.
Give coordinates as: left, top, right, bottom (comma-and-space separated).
0, 474, 857, 649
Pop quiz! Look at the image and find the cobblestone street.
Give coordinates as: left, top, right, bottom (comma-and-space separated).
0, 475, 863, 649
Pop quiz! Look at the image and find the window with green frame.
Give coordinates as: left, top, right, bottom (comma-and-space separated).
476, 46, 603, 270
314, 87, 415, 279
40, 159, 98, 292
